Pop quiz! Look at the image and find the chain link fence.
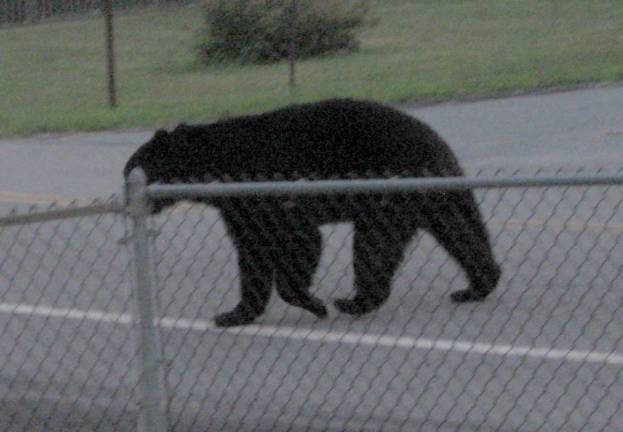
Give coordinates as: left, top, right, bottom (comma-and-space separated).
0, 198, 138, 431
1, 168, 622, 431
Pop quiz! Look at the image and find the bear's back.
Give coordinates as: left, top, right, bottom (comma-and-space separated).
173, 99, 459, 179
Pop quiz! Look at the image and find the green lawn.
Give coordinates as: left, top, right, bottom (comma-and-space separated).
1, 0, 622, 137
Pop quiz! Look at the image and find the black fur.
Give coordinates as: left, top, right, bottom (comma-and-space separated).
124, 99, 501, 327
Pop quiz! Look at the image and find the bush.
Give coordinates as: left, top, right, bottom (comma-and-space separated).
198, 0, 372, 64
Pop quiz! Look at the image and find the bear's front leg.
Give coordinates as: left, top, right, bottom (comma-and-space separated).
214, 245, 274, 328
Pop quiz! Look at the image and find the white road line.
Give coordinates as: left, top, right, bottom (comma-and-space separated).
1, 302, 622, 366
0, 303, 132, 325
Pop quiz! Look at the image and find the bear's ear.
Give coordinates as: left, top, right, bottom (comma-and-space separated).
173, 123, 189, 133
154, 128, 169, 141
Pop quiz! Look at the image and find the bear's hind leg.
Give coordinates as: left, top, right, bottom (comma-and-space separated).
214, 243, 274, 327
275, 227, 327, 319
335, 220, 413, 316
424, 191, 501, 303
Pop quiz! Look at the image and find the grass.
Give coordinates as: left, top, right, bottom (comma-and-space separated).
1, 0, 622, 137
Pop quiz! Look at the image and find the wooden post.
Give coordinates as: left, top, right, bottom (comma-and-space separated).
103, 0, 117, 109
288, 0, 297, 91
25, 0, 39, 23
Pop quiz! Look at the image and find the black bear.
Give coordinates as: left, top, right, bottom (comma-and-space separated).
124, 99, 501, 327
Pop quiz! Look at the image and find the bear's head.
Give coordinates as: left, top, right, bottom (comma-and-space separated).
123, 128, 176, 183
123, 126, 191, 213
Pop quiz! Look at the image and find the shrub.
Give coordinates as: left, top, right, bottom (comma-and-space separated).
198, 0, 372, 64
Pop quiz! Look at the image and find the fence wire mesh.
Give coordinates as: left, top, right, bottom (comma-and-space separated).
1, 169, 623, 431
148, 168, 623, 432
0, 198, 138, 431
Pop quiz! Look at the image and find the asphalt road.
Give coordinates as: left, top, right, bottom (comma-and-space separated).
1, 85, 623, 431
0, 84, 622, 202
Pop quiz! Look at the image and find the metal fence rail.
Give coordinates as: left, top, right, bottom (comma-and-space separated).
1, 169, 622, 431
149, 172, 623, 198
0, 199, 123, 227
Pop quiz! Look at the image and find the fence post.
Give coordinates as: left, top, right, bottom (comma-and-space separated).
126, 168, 168, 432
